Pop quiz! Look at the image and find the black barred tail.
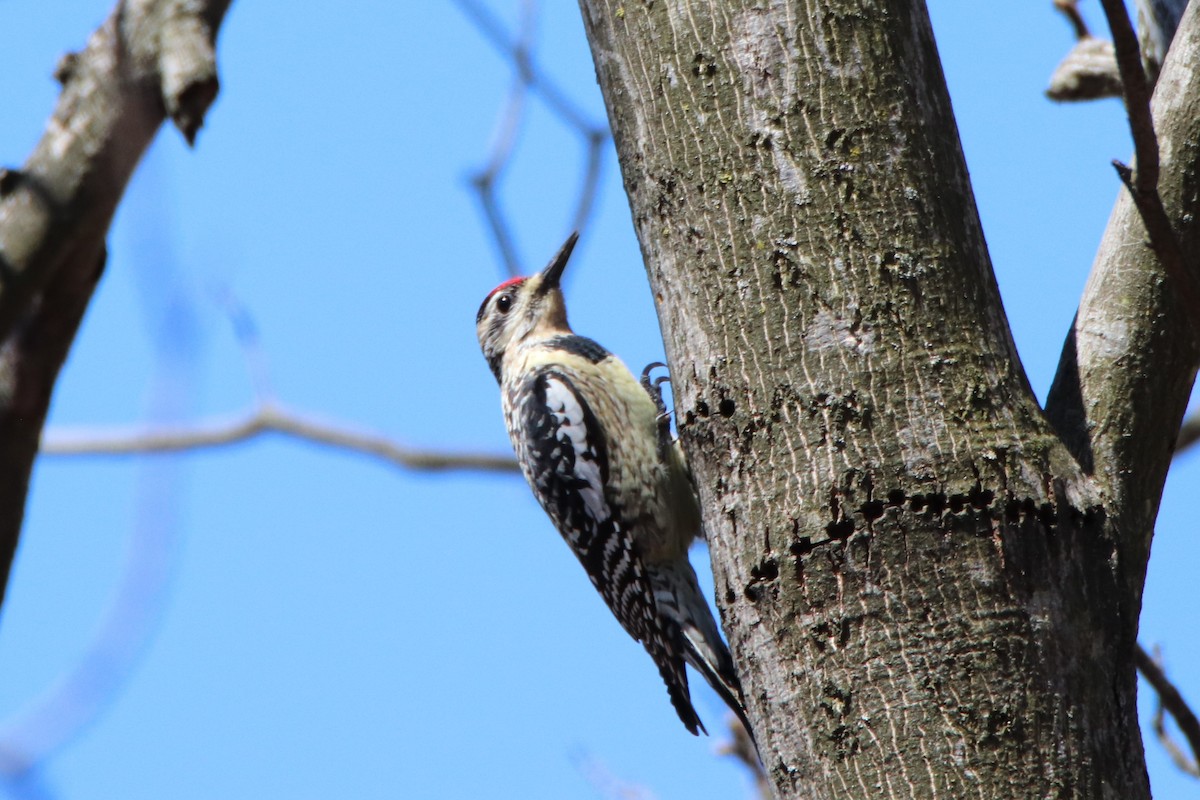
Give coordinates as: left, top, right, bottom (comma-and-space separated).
648, 640, 706, 736
650, 560, 756, 745
685, 634, 756, 746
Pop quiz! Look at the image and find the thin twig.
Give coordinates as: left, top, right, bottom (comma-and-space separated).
468, 0, 534, 277
1098, 0, 1159, 188
1110, 160, 1198, 311
453, 0, 610, 280
1153, 705, 1200, 778
1055, 0, 1091, 40
473, 174, 524, 277
1096, 0, 1200, 328
41, 403, 520, 473
571, 130, 608, 235
451, 0, 597, 133
1136, 644, 1200, 777
210, 284, 273, 399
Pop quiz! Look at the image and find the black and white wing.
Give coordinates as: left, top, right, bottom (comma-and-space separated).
514, 368, 704, 735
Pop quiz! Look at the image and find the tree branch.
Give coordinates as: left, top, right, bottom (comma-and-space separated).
1099, 0, 1159, 189
454, 0, 609, 278
453, 0, 597, 132
1096, 0, 1198, 322
0, 0, 231, 343
1047, 9, 1200, 776
0, 0, 234, 608
1047, 0, 1190, 101
1136, 644, 1200, 777
1056, 0, 1093, 39
41, 403, 520, 474
1044, 2, 1200, 591
0, 246, 105, 606
1109, 157, 1197, 320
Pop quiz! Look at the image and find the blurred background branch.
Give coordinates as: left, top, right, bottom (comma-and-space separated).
1138, 645, 1200, 778
42, 404, 519, 474
452, 0, 609, 277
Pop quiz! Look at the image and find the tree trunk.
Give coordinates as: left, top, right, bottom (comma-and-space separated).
577, 1, 1198, 797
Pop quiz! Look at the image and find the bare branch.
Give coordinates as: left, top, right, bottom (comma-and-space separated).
1136, 644, 1200, 778
451, 0, 596, 133
0, 246, 105, 606
570, 130, 608, 235
1099, 0, 1160, 191
0, 0, 232, 343
453, 0, 610, 279
1110, 158, 1199, 321
1045, 2, 1200, 531
473, 171, 525, 277
1097, 0, 1200, 324
1176, 412, 1200, 455
0, 0, 235, 613
41, 403, 519, 474
1056, 0, 1093, 39
1152, 704, 1200, 778
467, 0, 534, 277
210, 285, 274, 400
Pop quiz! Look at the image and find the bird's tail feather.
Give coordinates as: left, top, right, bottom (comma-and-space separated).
650, 560, 758, 748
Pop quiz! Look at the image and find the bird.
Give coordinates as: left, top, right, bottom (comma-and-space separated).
475, 231, 752, 738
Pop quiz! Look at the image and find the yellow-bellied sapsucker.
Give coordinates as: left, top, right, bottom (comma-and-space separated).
475, 232, 751, 737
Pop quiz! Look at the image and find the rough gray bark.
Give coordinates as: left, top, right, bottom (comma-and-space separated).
578, 1, 1198, 798
0, 0, 232, 603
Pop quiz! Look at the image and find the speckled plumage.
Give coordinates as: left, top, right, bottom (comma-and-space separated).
475, 233, 750, 738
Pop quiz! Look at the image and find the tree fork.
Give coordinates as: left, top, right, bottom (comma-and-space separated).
578, 1, 1150, 797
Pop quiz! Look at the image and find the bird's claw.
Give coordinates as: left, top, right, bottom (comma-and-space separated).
641, 361, 674, 461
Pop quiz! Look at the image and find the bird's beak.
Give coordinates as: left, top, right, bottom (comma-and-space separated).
537, 231, 579, 293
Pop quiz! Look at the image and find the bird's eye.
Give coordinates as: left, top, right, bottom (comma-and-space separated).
496, 293, 513, 313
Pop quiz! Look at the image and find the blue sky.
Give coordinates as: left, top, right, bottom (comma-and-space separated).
0, 1, 1195, 798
